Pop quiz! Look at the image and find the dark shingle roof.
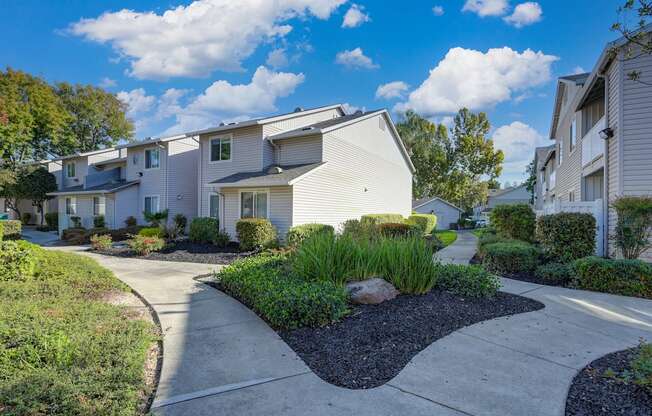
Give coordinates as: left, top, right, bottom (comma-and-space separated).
559, 73, 590, 85
48, 180, 139, 195
268, 110, 383, 140
209, 163, 325, 188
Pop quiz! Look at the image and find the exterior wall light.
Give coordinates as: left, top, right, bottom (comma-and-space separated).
599, 127, 614, 140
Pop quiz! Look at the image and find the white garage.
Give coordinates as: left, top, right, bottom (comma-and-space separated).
412, 197, 463, 230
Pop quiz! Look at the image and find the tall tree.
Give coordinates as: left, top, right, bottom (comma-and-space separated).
0, 68, 72, 167
396, 109, 504, 211
23, 166, 58, 224
55, 83, 134, 153
525, 159, 537, 204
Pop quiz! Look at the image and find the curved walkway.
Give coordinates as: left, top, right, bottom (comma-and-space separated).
48, 235, 652, 416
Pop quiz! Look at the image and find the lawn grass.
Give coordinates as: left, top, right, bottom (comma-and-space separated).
0, 245, 156, 415
434, 230, 458, 247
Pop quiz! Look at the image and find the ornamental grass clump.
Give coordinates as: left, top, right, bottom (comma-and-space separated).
374, 236, 438, 294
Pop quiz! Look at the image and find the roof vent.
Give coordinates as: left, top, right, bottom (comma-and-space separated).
267, 165, 284, 174
145, 136, 152, 141
301, 126, 314, 131
294, 107, 304, 113
354, 110, 363, 116
219, 122, 225, 126
228, 122, 237, 125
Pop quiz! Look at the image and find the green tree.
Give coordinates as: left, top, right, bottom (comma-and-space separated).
23, 166, 58, 225
0, 167, 31, 218
611, 1, 652, 83
396, 108, 504, 211
55, 83, 134, 153
0, 68, 72, 167
525, 159, 537, 204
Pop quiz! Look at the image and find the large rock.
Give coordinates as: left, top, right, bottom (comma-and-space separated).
346, 278, 399, 305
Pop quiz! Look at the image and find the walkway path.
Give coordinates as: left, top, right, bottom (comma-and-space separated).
435, 230, 477, 264
47, 235, 652, 416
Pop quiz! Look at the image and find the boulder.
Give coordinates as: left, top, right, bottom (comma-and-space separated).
346, 277, 399, 305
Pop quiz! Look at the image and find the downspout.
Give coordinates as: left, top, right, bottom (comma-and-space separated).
267, 137, 280, 165
157, 143, 168, 222
602, 73, 610, 257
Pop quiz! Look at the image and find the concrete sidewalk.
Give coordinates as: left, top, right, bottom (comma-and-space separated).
49, 238, 652, 416
435, 230, 477, 264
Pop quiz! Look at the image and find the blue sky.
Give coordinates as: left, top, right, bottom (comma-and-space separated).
1, 0, 624, 184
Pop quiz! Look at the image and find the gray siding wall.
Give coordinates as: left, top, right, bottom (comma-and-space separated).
554, 81, 584, 203
607, 59, 622, 258
276, 136, 323, 165
293, 114, 412, 230
414, 199, 461, 230
126, 144, 167, 225
113, 186, 139, 229
166, 138, 199, 227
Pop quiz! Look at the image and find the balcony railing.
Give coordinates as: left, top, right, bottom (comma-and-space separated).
581, 116, 606, 167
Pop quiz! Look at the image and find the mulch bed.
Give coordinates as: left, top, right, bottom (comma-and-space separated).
566, 346, 652, 416
275, 289, 544, 389
96, 240, 250, 265
469, 254, 566, 287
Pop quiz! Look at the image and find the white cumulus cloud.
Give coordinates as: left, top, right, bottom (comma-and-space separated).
342, 103, 366, 114
376, 81, 409, 99
70, 0, 345, 80
342, 4, 370, 28
117, 88, 155, 116
503, 2, 542, 28
432, 6, 445, 16
99, 77, 116, 88
491, 121, 547, 179
335, 47, 379, 69
462, 0, 508, 17
266, 48, 289, 69
396, 47, 558, 116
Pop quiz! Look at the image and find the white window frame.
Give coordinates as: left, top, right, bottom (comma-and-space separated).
209, 135, 233, 164
238, 189, 270, 219
209, 193, 220, 219
65, 196, 77, 215
144, 195, 160, 215
569, 118, 577, 153
66, 163, 76, 178
93, 196, 106, 216
144, 148, 160, 170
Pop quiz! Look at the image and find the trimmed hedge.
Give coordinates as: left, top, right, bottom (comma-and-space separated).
378, 222, 413, 238
286, 223, 334, 247
482, 241, 540, 274
536, 213, 596, 263
0, 240, 37, 281
435, 263, 501, 297
0, 220, 22, 240
572, 256, 652, 298
188, 217, 220, 244
217, 255, 349, 329
138, 227, 165, 238
535, 262, 573, 285
406, 214, 437, 235
236, 218, 277, 251
360, 213, 404, 225
489, 204, 536, 242
477, 232, 514, 258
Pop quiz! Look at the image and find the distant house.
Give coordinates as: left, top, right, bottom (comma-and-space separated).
474, 185, 531, 220
412, 197, 463, 230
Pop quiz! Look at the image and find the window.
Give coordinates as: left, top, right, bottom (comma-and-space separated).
66, 163, 76, 178
558, 140, 564, 165
145, 148, 160, 169
144, 196, 160, 214
93, 196, 105, 216
240, 191, 268, 219
65, 197, 76, 215
569, 191, 575, 202
210, 137, 232, 162
209, 194, 220, 219
570, 118, 577, 152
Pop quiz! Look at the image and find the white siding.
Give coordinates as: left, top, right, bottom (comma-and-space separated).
554, 81, 583, 203
293, 113, 412, 230
276, 136, 323, 165
167, 137, 199, 228
607, 59, 622, 258
414, 199, 461, 230
125, 144, 167, 225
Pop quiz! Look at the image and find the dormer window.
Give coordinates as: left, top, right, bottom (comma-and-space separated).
210, 136, 232, 162
66, 163, 76, 178
145, 148, 160, 169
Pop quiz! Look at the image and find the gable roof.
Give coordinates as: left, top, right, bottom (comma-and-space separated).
267, 109, 416, 173
412, 196, 463, 212
208, 162, 326, 188
535, 145, 555, 171
489, 184, 527, 199
52, 147, 117, 162
116, 134, 188, 150
48, 180, 139, 196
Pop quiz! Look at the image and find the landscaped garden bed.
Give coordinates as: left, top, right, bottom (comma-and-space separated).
0, 240, 158, 415
96, 239, 249, 264
565, 344, 652, 416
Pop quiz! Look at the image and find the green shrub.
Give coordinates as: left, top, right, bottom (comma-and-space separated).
341, 218, 379, 242
124, 216, 137, 227
69, 216, 81, 228
571, 256, 652, 298
45, 212, 58, 229
143, 209, 168, 227
629, 342, 652, 393
435, 263, 500, 297
188, 217, 220, 243
425, 233, 444, 252
477, 232, 513, 258
534, 262, 573, 285
138, 227, 165, 238
360, 213, 404, 225
217, 255, 349, 329
612, 196, 652, 259
0, 220, 22, 240
61, 227, 86, 242
378, 222, 413, 238
0, 240, 37, 281
89, 234, 113, 251
406, 214, 437, 235
212, 230, 231, 248
536, 213, 596, 263
93, 215, 105, 228
489, 204, 536, 242
173, 213, 187, 232
108, 226, 142, 242
21, 212, 32, 225
482, 241, 540, 274
286, 223, 335, 247
127, 235, 165, 256
236, 218, 277, 251
292, 233, 439, 294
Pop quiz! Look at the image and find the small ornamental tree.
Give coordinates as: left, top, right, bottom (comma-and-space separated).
612, 196, 652, 259
23, 167, 58, 225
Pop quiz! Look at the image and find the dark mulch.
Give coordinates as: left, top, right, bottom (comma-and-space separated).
470, 254, 566, 287
566, 346, 652, 416
275, 289, 544, 389
96, 240, 250, 265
